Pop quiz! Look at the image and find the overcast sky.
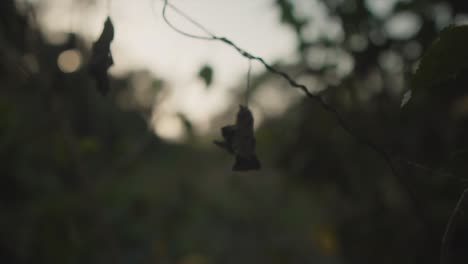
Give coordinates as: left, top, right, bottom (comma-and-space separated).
34, 0, 304, 140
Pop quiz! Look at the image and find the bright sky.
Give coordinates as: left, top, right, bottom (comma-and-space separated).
31, 0, 406, 141
34, 0, 300, 140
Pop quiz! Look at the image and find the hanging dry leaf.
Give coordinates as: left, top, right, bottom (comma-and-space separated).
89, 17, 114, 95
214, 105, 260, 171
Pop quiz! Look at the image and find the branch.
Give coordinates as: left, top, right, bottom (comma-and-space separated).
159, 0, 426, 220
398, 158, 467, 182
441, 188, 468, 264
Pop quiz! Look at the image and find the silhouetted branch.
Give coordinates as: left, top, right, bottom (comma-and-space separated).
399, 158, 466, 182
107, 0, 112, 14
159, 0, 426, 220
441, 188, 468, 264
160, 0, 214, 40
245, 59, 252, 106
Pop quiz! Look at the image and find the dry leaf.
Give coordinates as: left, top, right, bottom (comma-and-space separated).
214, 105, 260, 171
89, 17, 114, 95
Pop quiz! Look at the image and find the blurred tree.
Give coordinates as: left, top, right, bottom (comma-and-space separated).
261, 0, 468, 263
2, 0, 468, 264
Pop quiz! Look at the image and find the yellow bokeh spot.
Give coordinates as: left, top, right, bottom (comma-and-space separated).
178, 254, 209, 264
153, 114, 186, 142
312, 226, 338, 256
57, 49, 82, 73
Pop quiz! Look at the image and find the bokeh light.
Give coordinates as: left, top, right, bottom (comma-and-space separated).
57, 49, 82, 73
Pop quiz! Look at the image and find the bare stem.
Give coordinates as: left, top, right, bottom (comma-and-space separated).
245, 59, 252, 106
107, 0, 112, 15
441, 188, 468, 264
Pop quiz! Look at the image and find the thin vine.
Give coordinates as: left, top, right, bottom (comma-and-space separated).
158, 0, 425, 221
440, 188, 468, 264
161, 0, 215, 40
245, 59, 252, 107
106, 0, 112, 15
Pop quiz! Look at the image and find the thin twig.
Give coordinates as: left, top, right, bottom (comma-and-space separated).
399, 158, 468, 182
106, 0, 112, 15
245, 59, 252, 106
159, 0, 425, 220
69, 0, 75, 33
161, 0, 215, 40
441, 188, 468, 264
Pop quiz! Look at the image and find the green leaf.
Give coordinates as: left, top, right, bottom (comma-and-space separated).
198, 65, 213, 88
176, 112, 194, 137
412, 25, 468, 90
275, 0, 307, 34
152, 79, 164, 90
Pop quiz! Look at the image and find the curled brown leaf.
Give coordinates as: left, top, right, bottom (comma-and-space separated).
89, 17, 114, 95
214, 105, 260, 171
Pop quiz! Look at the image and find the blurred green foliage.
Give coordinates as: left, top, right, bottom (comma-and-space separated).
2, 0, 468, 264
413, 25, 468, 90
198, 65, 214, 89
